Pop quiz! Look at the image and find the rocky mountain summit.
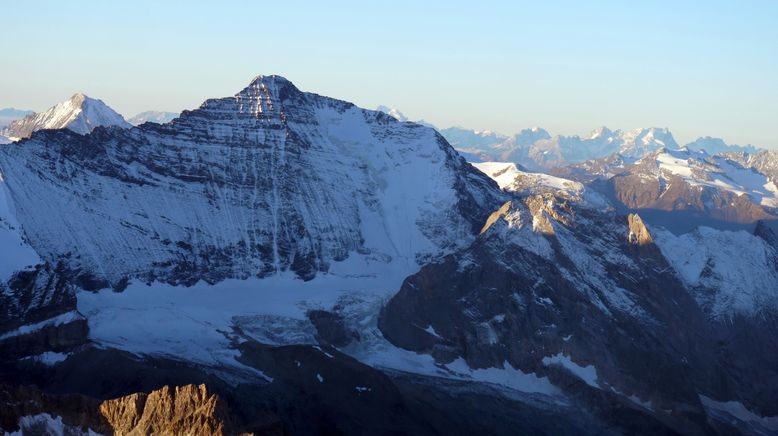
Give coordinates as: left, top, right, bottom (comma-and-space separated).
0, 75, 501, 288
1, 94, 130, 141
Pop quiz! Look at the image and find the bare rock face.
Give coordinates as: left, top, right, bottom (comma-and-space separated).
627, 213, 652, 245
479, 200, 512, 235
611, 173, 772, 225
99, 384, 240, 436
0, 263, 87, 360
524, 194, 575, 234
754, 219, 778, 248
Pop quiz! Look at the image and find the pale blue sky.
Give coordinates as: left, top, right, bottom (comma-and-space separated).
1, 1, 777, 147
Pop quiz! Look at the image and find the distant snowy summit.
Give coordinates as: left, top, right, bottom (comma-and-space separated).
447, 125, 764, 169
375, 105, 408, 122
375, 105, 435, 128
127, 110, 180, 126
376, 105, 762, 169
1, 93, 130, 141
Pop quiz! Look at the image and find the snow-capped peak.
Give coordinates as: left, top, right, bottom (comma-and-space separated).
511, 127, 551, 145
375, 105, 409, 122
2, 93, 130, 140
684, 136, 758, 154
127, 111, 179, 126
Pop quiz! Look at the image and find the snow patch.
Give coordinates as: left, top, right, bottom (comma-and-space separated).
542, 353, 600, 389
23, 351, 70, 365
700, 395, 778, 432
6, 413, 101, 436
422, 325, 442, 339
444, 358, 562, 396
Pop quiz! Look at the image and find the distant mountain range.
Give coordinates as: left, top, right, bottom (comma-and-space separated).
127, 110, 180, 125
376, 106, 762, 170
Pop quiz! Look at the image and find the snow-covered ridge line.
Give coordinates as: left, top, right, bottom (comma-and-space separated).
646, 148, 778, 208
470, 161, 609, 209
472, 161, 581, 192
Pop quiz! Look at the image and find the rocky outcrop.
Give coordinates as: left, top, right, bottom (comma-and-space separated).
0, 263, 87, 360
754, 219, 778, 247
100, 384, 242, 436
0, 382, 262, 435
627, 213, 652, 245
479, 200, 512, 235
0, 344, 643, 436
307, 310, 358, 347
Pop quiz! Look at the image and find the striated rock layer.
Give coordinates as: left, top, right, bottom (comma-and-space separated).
0, 75, 502, 287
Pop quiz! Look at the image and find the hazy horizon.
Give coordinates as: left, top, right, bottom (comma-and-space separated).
2, 0, 776, 148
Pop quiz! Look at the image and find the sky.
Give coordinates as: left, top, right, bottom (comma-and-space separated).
1, 0, 777, 148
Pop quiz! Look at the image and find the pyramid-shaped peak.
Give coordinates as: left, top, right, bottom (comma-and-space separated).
65, 93, 116, 111
3, 92, 130, 139
243, 75, 297, 92
236, 75, 302, 102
